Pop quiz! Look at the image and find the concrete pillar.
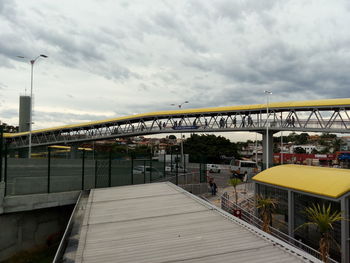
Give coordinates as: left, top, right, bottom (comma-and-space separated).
341, 197, 349, 263
262, 131, 274, 169
18, 96, 31, 158
19, 96, 31, 133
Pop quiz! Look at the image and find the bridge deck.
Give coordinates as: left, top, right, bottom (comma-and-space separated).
73, 182, 320, 263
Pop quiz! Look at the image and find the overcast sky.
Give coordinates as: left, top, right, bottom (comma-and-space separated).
1, 0, 350, 140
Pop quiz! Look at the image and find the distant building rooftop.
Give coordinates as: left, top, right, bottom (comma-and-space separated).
74, 182, 320, 263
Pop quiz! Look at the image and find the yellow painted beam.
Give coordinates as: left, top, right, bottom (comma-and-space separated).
78, 147, 93, 151
48, 145, 71, 149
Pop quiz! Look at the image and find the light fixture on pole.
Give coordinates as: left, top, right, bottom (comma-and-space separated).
170, 101, 189, 168
170, 101, 189, 109
17, 54, 48, 158
264, 90, 272, 169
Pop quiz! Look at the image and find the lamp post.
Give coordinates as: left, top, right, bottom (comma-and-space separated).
264, 90, 272, 169
17, 54, 48, 158
170, 101, 189, 168
281, 131, 283, 164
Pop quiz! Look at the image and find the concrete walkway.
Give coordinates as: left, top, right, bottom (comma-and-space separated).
205, 182, 254, 208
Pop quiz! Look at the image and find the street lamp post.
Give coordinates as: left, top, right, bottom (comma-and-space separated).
171, 101, 189, 168
280, 112, 283, 164
17, 54, 48, 158
264, 90, 272, 169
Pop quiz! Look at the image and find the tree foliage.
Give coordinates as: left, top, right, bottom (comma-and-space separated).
256, 195, 278, 234
296, 203, 343, 263
183, 134, 239, 163
281, 132, 309, 145
228, 178, 242, 205
294, 146, 307, 154
0, 123, 19, 133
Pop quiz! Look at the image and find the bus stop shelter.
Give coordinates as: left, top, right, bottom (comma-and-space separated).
253, 165, 350, 263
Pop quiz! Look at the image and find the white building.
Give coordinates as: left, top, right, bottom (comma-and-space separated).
291, 145, 316, 154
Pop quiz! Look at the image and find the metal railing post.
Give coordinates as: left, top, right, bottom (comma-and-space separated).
149, 153, 152, 182
143, 159, 146, 183
163, 153, 166, 178
0, 126, 3, 182
202, 157, 207, 183
4, 141, 7, 196
94, 160, 97, 188
81, 149, 85, 190
108, 150, 112, 187
176, 153, 179, 185
184, 154, 186, 174
170, 149, 173, 173
131, 153, 134, 185
47, 147, 51, 193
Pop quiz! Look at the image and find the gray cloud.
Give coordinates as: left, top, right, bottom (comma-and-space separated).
0, 108, 17, 119
1, 0, 350, 132
33, 110, 114, 125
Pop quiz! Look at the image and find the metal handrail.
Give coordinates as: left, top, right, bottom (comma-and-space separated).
52, 191, 83, 263
221, 193, 338, 263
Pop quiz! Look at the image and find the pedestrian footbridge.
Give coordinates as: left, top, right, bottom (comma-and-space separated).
4, 98, 350, 149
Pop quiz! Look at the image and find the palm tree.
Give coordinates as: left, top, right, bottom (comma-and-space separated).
228, 178, 241, 205
296, 203, 343, 263
255, 195, 278, 233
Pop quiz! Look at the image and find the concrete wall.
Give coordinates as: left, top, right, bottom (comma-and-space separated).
1, 190, 80, 214
0, 205, 73, 261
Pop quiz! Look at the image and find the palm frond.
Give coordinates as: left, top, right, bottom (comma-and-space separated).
298, 203, 344, 235
228, 178, 241, 187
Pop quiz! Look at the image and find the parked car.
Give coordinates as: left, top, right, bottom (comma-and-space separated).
133, 165, 161, 177
165, 163, 188, 173
207, 164, 221, 173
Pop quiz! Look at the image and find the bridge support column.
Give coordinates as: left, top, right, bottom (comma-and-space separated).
0, 181, 5, 214
261, 131, 274, 170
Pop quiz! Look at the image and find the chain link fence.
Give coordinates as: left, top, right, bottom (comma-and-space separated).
0, 146, 208, 196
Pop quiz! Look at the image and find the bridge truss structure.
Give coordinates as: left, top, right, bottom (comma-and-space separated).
4, 98, 350, 149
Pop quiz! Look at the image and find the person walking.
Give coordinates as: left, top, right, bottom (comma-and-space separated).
208, 177, 213, 193
248, 115, 252, 126
211, 180, 218, 196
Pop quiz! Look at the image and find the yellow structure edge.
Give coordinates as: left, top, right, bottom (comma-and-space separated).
253, 164, 350, 199
48, 145, 71, 149
4, 98, 350, 138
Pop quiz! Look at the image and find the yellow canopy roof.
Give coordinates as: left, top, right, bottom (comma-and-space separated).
253, 164, 350, 199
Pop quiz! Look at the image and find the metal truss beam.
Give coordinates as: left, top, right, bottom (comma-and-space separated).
7, 106, 350, 149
